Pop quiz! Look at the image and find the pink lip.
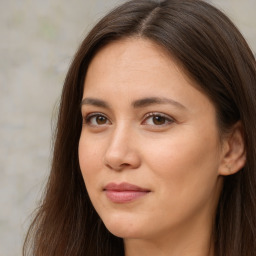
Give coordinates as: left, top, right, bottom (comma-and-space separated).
103, 182, 150, 203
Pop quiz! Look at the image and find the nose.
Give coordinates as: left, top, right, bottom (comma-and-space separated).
104, 125, 141, 171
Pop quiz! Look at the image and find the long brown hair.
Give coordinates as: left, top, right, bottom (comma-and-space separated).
23, 0, 256, 255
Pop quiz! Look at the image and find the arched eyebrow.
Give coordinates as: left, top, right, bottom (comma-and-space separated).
81, 98, 110, 108
132, 97, 186, 109
81, 97, 186, 110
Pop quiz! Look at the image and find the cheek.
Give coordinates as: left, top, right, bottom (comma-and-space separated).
78, 135, 102, 181
143, 128, 220, 198
78, 135, 108, 211
140, 132, 221, 230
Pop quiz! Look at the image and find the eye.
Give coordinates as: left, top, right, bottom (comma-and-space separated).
84, 113, 111, 126
142, 113, 174, 126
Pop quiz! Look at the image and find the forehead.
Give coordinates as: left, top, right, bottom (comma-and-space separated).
88, 37, 177, 73
84, 38, 193, 94
83, 37, 216, 118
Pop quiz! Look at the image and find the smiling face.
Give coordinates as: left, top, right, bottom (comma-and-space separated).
78, 38, 225, 244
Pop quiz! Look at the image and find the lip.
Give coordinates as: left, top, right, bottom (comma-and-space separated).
103, 182, 151, 203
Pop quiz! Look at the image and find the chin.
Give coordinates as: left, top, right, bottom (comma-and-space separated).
106, 226, 142, 239
101, 214, 144, 239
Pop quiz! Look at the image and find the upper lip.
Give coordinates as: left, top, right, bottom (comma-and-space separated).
104, 182, 150, 192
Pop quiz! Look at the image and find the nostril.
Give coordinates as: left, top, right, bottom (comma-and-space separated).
103, 141, 141, 171
105, 162, 130, 171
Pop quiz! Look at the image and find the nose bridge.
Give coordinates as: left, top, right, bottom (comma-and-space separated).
110, 122, 130, 149
104, 121, 140, 170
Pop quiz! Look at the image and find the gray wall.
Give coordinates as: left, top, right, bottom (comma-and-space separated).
0, 1, 255, 255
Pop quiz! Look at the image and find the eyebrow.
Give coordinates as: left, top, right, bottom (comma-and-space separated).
132, 97, 186, 109
81, 97, 186, 110
81, 98, 110, 108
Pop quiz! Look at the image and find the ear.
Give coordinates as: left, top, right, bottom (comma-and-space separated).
218, 121, 246, 176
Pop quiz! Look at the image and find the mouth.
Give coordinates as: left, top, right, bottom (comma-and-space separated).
103, 182, 151, 203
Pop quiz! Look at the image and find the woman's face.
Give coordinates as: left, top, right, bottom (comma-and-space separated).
79, 38, 224, 241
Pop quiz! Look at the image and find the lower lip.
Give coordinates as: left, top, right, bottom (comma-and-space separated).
105, 190, 149, 203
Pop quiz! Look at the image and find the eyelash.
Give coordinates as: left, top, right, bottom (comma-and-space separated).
83, 112, 110, 126
83, 112, 174, 127
142, 112, 174, 127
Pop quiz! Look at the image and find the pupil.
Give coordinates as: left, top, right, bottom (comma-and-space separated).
97, 116, 106, 124
153, 116, 165, 125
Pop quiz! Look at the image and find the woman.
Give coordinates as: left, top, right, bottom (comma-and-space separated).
23, 0, 256, 255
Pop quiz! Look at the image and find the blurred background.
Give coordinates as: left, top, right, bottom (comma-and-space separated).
0, 0, 255, 255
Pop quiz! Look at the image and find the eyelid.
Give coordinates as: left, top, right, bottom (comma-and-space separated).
82, 111, 175, 127
142, 112, 175, 126
83, 112, 111, 126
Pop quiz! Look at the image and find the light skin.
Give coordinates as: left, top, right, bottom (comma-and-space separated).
78, 38, 246, 256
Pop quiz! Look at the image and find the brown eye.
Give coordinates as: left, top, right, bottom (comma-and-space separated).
152, 116, 166, 125
142, 113, 174, 127
96, 115, 107, 125
84, 113, 110, 126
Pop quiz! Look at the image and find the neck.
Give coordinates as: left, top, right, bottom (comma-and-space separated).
125, 234, 214, 256
124, 215, 215, 256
